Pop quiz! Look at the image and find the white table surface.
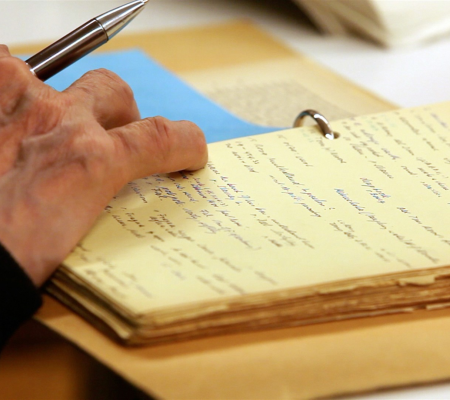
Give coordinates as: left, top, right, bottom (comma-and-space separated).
2, 1, 450, 398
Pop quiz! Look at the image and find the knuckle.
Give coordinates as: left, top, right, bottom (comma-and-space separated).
145, 115, 172, 153
0, 44, 10, 56
83, 68, 117, 83
89, 68, 135, 103
0, 57, 33, 116
0, 57, 32, 84
130, 116, 173, 169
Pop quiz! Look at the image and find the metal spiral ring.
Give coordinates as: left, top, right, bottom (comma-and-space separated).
293, 109, 337, 140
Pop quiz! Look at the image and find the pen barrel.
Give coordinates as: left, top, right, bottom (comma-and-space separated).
25, 19, 108, 81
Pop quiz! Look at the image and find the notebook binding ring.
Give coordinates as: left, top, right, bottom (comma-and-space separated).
293, 109, 337, 140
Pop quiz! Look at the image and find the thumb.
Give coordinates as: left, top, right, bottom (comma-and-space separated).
109, 116, 208, 182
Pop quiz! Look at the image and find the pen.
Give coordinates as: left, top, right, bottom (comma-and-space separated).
25, 0, 149, 81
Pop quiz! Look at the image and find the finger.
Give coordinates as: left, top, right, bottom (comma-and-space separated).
0, 48, 34, 118
0, 44, 11, 58
0, 45, 34, 79
64, 68, 141, 130
109, 116, 208, 182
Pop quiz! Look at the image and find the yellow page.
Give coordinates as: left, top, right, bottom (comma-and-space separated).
64, 102, 450, 315
181, 57, 394, 127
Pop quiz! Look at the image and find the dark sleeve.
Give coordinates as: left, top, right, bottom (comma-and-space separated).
0, 244, 42, 350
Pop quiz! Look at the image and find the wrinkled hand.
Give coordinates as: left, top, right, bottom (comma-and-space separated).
0, 45, 208, 286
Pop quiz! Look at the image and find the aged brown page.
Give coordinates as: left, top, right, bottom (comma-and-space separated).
181, 56, 393, 126
11, 21, 394, 121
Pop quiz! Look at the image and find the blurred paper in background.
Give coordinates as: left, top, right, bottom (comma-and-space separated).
294, 0, 450, 47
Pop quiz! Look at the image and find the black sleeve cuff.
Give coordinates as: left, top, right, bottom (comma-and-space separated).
0, 243, 43, 349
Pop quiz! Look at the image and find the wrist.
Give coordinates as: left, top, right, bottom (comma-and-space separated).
0, 226, 55, 287
0, 181, 62, 287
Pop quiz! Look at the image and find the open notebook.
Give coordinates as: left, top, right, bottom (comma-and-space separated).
47, 98, 450, 344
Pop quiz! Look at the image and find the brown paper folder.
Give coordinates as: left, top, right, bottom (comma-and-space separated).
13, 21, 450, 398
39, 296, 450, 399
10, 20, 296, 72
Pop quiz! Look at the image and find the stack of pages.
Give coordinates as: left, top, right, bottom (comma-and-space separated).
293, 0, 450, 47
48, 100, 450, 345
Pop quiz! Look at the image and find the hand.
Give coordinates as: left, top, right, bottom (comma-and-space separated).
0, 45, 208, 287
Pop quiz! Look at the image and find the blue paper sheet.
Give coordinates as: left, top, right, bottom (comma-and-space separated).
45, 49, 281, 143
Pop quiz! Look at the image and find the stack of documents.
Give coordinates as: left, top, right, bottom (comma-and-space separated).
294, 0, 450, 47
